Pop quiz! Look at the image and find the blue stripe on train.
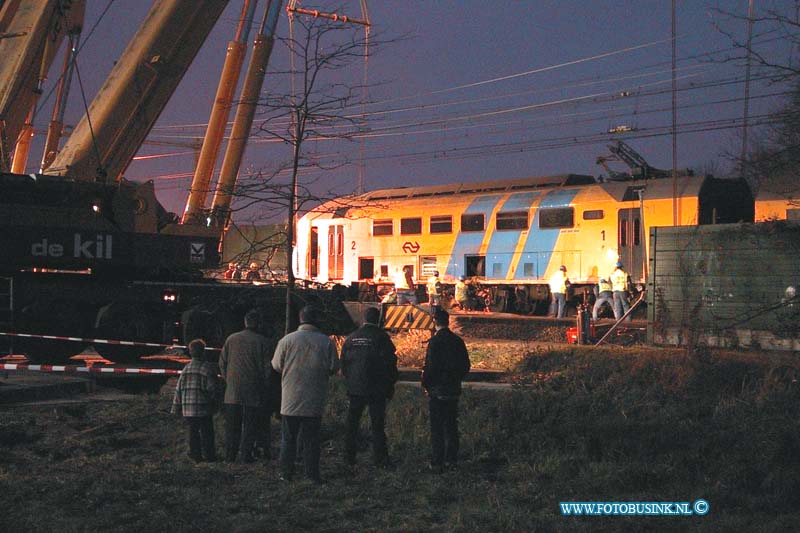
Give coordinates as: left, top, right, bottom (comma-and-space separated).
445, 195, 502, 279
484, 192, 539, 279
514, 189, 579, 280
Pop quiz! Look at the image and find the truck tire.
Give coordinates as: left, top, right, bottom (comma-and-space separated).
15, 300, 91, 363
94, 302, 162, 363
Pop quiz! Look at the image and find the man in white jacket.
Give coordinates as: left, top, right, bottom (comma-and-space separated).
272, 305, 339, 483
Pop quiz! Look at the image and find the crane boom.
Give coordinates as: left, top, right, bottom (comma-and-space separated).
48, 0, 230, 182
209, 0, 284, 227
0, 0, 82, 172
181, 0, 258, 225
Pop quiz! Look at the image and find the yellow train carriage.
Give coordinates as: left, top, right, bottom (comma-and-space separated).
296, 173, 753, 313
753, 176, 800, 221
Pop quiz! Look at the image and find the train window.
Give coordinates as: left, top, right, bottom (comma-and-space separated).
539, 208, 574, 229
380, 264, 389, 277
496, 211, 528, 230
619, 219, 628, 247
337, 232, 344, 256
583, 209, 604, 220
633, 218, 641, 246
401, 217, 422, 235
492, 263, 503, 277
461, 213, 484, 232
420, 256, 438, 276
373, 219, 393, 236
430, 215, 453, 233
523, 263, 534, 277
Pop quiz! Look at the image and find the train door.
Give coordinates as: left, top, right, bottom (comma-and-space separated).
465, 255, 486, 277
308, 227, 318, 278
617, 208, 643, 281
327, 225, 344, 280
358, 258, 374, 280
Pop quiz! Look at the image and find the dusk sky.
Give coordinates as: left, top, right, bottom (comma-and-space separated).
29, 1, 794, 221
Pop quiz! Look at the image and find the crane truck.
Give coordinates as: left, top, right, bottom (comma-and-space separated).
0, 0, 344, 363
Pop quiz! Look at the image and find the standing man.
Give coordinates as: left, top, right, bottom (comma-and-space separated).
395, 266, 417, 304
549, 265, 570, 318
421, 310, 470, 472
223, 262, 238, 280
426, 270, 443, 315
340, 307, 398, 467
454, 275, 470, 311
272, 305, 339, 483
220, 309, 274, 464
592, 277, 614, 321
611, 262, 632, 321
245, 261, 262, 281
253, 321, 279, 461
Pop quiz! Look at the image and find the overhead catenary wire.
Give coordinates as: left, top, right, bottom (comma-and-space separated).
122, 3, 788, 199
144, 69, 775, 147
135, 73, 785, 168
137, 28, 778, 160
31, 3, 784, 176
143, 105, 788, 190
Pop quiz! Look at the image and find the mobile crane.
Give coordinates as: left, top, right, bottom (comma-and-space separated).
0, 0, 331, 363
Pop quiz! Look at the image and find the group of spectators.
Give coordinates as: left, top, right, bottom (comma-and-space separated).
172, 306, 471, 482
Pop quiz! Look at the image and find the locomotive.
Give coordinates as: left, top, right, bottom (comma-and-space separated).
295, 172, 755, 313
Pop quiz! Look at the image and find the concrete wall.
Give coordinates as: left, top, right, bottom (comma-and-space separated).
647, 222, 800, 350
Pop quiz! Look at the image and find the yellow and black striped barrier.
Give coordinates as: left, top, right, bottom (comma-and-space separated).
382, 304, 434, 330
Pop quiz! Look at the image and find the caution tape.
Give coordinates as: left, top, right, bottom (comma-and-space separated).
0, 363, 182, 375
382, 304, 435, 330
0, 332, 222, 351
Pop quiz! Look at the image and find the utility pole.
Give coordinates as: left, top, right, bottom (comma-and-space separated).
671, 0, 679, 226
740, 0, 755, 177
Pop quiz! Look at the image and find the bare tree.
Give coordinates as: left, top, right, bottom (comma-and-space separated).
713, 2, 800, 192
714, 2, 800, 83
229, 12, 393, 333
742, 82, 800, 194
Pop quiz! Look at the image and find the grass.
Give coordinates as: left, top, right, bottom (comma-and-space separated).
392, 329, 533, 370
1, 345, 799, 531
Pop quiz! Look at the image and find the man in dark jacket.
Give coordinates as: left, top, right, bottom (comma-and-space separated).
421, 309, 470, 471
220, 309, 274, 463
340, 307, 398, 467
252, 321, 279, 461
